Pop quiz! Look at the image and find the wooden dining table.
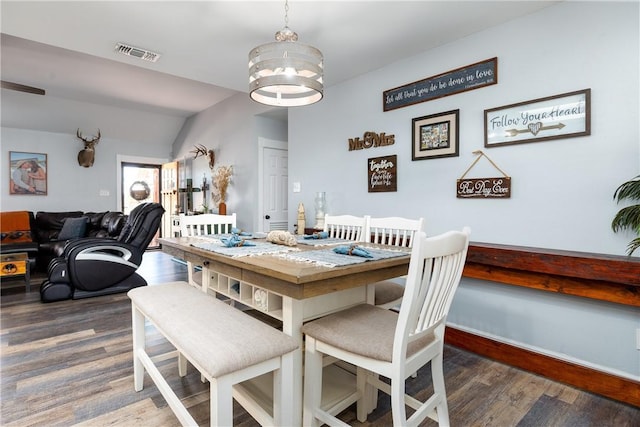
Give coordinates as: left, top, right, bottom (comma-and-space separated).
158, 235, 411, 425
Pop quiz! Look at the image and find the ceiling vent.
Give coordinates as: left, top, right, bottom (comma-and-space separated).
114, 43, 161, 63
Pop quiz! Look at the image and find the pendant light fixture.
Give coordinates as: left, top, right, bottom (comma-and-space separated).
248, 0, 323, 107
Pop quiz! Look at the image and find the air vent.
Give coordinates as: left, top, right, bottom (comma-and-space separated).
114, 43, 161, 63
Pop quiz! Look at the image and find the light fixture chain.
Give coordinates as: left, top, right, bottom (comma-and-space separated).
284, 0, 289, 28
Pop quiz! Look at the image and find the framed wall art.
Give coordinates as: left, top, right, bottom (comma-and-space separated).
412, 109, 460, 161
9, 151, 47, 195
484, 88, 591, 148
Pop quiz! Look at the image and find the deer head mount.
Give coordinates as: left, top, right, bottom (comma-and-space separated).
76, 128, 101, 167
190, 144, 215, 170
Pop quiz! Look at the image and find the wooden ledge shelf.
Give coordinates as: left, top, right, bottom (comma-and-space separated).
457, 242, 640, 407
463, 242, 640, 307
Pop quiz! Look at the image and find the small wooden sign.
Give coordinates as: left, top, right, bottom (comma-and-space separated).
349, 131, 395, 151
457, 177, 511, 198
368, 155, 397, 193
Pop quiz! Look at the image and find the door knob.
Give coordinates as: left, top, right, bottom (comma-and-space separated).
265, 215, 271, 219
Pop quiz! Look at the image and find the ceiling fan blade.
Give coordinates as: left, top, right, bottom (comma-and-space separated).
1, 80, 45, 95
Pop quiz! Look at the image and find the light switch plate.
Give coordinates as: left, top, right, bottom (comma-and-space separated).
293, 182, 301, 193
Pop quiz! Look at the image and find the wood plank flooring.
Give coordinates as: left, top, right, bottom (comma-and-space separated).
1, 250, 638, 426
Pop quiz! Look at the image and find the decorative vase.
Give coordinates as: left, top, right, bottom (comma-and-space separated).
314, 191, 326, 229
219, 202, 227, 215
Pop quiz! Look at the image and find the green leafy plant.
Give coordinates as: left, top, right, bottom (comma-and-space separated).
611, 175, 640, 255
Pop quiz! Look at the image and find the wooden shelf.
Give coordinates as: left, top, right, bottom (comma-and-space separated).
464, 242, 640, 307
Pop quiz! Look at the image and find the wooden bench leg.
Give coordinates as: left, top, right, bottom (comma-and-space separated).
131, 304, 198, 426
210, 376, 233, 427
131, 304, 145, 392
178, 352, 187, 377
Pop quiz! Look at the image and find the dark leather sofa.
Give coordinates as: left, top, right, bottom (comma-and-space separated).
34, 211, 126, 270
0, 210, 126, 272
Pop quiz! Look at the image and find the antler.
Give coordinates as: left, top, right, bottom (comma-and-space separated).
76, 128, 101, 144
191, 144, 215, 170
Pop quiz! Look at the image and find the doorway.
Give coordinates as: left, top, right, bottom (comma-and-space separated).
258, 138, 288, 232
120, 162, 161, 248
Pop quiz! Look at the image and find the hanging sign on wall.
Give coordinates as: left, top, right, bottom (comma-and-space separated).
368, 155, 397, 193
456, 150, 511, 199
457, 177, 511, 199
349, 131, 395, 151
383, 57, 498, 112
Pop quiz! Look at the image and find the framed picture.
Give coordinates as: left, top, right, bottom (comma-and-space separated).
412, 109, 460, 161
484, 88, 591, 148
9, 151, 47, 195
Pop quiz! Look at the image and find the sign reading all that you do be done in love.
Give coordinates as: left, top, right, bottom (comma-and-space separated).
383, 58, 498, 112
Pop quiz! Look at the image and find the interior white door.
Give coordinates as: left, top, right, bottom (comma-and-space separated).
262, 146, 288, 231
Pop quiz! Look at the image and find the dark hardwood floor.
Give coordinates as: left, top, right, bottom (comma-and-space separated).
1, 250, 638, 426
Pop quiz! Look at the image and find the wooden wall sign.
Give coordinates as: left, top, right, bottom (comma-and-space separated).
368, 155, 397, 193
383, 57, 498, 112
457, 177, 511, 198
457, 150, 511, 199
349, 131, 395, 151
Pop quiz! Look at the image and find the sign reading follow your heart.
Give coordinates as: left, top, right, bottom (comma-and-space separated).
484, 89, 591, 148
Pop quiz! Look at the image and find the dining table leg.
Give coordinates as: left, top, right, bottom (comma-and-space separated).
282, 296, 304, 426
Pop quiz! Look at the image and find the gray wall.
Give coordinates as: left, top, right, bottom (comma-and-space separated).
1, 85, 180, 213
1, 128, 171, 213
289, 2, 638, 256
171, 93, 287, 232
287, 2, 640, 379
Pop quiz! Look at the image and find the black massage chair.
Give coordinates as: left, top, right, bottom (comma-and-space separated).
40, 203, 165, 302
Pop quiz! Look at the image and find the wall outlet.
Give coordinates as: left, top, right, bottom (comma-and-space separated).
293, 182, 301, 193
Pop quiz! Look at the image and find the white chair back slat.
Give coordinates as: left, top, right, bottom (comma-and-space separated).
179, 213, 237, 237
367, 216, 425, 248
323, 214, 369, 242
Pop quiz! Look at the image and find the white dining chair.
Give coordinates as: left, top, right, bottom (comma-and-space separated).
179, 213, 236, 237
179, 213, 237, 288
323, 214, 369, 242
367, 216, 425, 309
302, 227, 471, 427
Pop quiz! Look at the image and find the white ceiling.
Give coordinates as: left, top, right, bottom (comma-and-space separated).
1, 1, 559, 118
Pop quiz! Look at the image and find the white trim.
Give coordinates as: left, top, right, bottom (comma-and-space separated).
447, 322, 640, 382
257, 138, 287, 232
116, 154, 168, 212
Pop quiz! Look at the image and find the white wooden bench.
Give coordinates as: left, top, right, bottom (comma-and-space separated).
128, 281, 299, 426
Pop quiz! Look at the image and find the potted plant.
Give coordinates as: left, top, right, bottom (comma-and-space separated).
213, 165, 233, 215
611, 175, 640, 255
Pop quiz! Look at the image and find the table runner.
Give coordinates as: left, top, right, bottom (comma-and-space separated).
277, 247, 407, 267
190, 239, 297, 257
295, 236, 355, 246
199, 233, 257, 240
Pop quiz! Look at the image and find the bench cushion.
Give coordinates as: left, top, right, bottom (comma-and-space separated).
128, 281, 298, 378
